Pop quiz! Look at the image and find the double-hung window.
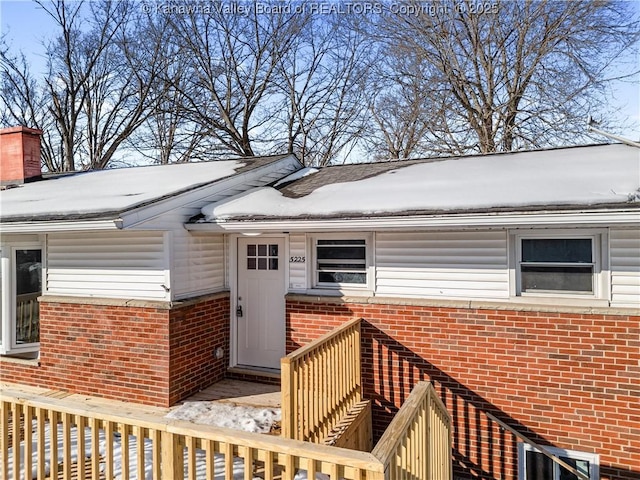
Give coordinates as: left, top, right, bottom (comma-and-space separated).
0, 244, 43, 356
515, 232, 603, 298
519, 444, 599, 480
314, 237, 370, 289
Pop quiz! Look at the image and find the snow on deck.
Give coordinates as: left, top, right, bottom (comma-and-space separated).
203, 144, 640, 220
167, 401, 281, 434
7, 383, 295, 480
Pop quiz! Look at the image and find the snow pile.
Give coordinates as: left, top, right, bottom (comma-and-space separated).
166, 401, 281, 434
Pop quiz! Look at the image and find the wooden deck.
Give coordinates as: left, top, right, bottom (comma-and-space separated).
1, 379, 280, 424
179, 378, 281, 409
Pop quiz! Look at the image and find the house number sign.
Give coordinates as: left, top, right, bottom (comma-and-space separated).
290, 256, 306, 263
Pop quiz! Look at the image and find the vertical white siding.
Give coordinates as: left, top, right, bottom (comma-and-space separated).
288, 233, 307, 291
46, 231, 168, 300
610, 228, 640, 308
375, 231, 509, 299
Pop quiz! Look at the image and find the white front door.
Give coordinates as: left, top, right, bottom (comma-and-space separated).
236, 237, 286, 370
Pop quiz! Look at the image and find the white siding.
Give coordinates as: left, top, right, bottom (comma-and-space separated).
288, 233, 307, 291
375, 231, 509, 299
131, 157, 300, 299
610, 228, 640, 308
0, 234, 40, 244
46, 231, 168, 300
173, 233, 224, 299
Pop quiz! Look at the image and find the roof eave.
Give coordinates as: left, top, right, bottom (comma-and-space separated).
186, 205, 640, 233
0, 154, 304, 232
0, 218, 122, 234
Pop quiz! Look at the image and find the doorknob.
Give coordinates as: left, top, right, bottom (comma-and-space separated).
236, 305, 243, 317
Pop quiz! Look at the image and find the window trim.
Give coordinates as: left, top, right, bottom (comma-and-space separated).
0, 242, 44, 355
518, 443, 599, 480
309, 233, 373, 292
512, 230, 607, 300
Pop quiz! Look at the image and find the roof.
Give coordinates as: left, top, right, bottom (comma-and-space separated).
200, 144, 640, 224
0, 155, 290, 223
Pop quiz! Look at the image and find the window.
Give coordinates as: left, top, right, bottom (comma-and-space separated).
246, 243, 279, 270
314, 237, 369, 288
519, 444, 599, 480
515, 233, 602, 297
0, 244, 43, 356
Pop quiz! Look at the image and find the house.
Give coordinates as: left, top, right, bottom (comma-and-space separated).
0, 126, 301, 405
1, 125, 638, 480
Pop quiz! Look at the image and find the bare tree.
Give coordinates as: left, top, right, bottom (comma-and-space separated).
365, 50, 464, 160
0, 44, 60, 171
5, 0, 637, 169
165, 3, 300, 157
125, 10, 214, 165
274, 14, 372, 166
2, 0, 162, 171
80, 1, 166, 169
368, 0, 640, 156
38, 0, 120, 171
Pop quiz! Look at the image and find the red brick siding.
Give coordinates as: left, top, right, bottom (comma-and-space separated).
169, 296, 230, 404
286, 298, 640, 480
1, 293, 230, 407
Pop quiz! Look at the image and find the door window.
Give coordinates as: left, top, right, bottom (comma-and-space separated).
247, 243, 279, 270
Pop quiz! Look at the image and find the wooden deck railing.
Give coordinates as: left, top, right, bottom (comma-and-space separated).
0, 388, 386, 480
281, 317, 363, 444
1, 382, 452, 480
16, 292, 40, 344
372, 382, 453, 480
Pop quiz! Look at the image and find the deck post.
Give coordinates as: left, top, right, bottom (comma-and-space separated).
354, 320, 362, 401
281, 356, 295, 439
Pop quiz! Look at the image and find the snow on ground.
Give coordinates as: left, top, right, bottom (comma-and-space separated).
8, 402, 324, 480
10, 423, 256, 480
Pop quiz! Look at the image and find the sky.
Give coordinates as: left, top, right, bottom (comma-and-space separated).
1, 0, 639, 142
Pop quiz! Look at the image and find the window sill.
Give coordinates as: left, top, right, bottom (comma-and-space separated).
510, 296, 610, 308
0, 355, 40, 366
305, 288, 374, 297
286, 292, 636, 316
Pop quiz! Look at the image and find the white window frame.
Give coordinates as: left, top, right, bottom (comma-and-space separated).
511, 229, 608, 301
309, 233, 373, 293
518, 443, 599, 480
0, 241, 44, 356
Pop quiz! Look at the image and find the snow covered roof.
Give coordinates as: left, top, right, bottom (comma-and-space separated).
200, 144, 640, 224
0, 155, 290, 223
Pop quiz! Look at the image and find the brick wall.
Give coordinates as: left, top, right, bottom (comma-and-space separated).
0, 293, 230, 407
169, 295, 230, 404
286, 295, 640, 480
0, 126, 43, 185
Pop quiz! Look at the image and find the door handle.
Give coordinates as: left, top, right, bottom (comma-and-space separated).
236, 305, 243, 317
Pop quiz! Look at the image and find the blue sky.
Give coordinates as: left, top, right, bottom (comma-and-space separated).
1, 0, 638, 140
1, 0, 58, 76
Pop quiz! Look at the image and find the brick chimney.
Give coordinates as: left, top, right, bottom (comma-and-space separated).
0, 126, 43, 186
